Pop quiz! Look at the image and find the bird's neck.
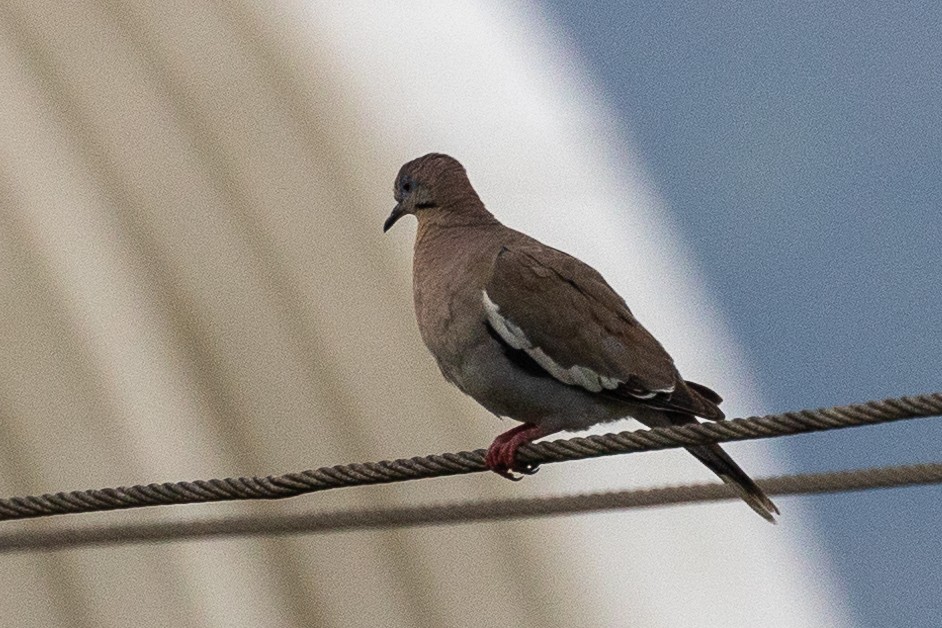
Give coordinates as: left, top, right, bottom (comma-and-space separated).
414, 200, 500, 243
413, 204, 505, 287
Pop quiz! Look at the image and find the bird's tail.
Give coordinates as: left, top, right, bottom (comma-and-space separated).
642, 407, 778, 522
686, 442, 779, 523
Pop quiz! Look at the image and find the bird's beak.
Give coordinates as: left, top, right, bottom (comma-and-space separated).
383, 203, 407, 233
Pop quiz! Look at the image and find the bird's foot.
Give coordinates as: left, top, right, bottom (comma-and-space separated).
485, 423, 548, 480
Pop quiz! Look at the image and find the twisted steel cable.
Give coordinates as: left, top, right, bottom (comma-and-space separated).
1, 392, 940, 523
2, 462, 940, 553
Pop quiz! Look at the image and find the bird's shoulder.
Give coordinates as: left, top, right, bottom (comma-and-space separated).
487, 236, 634, 318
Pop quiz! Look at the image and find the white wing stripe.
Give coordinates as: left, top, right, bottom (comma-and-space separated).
483, 290, 623, 394
482, 290, 528, 349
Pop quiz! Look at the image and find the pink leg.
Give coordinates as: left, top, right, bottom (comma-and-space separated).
485, 423, 553, 480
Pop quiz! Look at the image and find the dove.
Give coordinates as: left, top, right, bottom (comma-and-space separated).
384, 153, 778, 521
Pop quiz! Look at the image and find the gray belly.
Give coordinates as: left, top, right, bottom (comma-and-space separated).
442, 332, 630, 433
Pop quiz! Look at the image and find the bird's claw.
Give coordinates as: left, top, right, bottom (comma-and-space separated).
490, 463, 540, 481
493, 467, 524, 481
485, 425, 544, 480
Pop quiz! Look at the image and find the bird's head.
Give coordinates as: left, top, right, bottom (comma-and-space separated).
383, 153, 485, 232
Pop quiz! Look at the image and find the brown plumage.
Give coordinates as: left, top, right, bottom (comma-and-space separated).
384, 153, 778, 522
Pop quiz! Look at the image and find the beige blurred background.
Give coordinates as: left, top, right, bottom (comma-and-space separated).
0, 2, 849, 627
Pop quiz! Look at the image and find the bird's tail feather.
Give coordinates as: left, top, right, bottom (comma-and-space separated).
686, 443, 779, 523
684, 380, 724, 409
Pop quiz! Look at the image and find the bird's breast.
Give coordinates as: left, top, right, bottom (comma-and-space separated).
411, 228, 498, 382
412, 256, 483, 359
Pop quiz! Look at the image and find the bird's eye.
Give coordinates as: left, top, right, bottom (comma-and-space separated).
402, 180, 413, 194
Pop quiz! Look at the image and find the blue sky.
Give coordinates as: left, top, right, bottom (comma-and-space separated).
543, 2, 942, 626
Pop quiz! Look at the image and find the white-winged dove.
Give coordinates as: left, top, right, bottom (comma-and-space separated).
384, 153, 778, 522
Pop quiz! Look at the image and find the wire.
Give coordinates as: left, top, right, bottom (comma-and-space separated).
2, 461, 940, 553
1, 392, 940, 523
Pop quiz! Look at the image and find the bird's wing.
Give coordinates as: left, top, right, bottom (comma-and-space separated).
483, 244, 722, 419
